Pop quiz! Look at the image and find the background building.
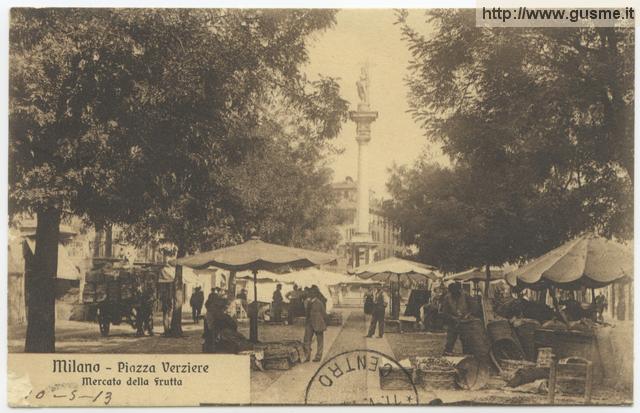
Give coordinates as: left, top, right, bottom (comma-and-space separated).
330, 177, 406, 273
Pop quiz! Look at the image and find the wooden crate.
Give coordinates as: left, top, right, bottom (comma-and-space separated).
548, 357, 593, 403
535, 329, 603, 384
263, 357, 291, 371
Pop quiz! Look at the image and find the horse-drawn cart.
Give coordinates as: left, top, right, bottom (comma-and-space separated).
82, 263, 159, 337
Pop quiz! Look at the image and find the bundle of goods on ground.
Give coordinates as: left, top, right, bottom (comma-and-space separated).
379, 356, 484, 391
240, 340, 306, 371
326, 311, 343, 326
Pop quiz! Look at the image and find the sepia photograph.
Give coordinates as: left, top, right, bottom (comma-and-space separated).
6, 6, 634, 407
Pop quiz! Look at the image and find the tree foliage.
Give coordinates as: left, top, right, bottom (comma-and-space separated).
10, 8, 347, 347
387, 10, 633, 271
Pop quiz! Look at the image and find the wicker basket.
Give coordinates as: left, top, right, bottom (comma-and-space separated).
280, 340, 305, 363
416, 368, 457, 390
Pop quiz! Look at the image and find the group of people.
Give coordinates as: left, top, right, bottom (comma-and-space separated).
192, 282, 328, 362
362, 281, 479, 355
191, 279, 481, 359
272, 283, 328, 362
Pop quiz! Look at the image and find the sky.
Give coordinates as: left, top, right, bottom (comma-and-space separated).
303, 9, 446, 197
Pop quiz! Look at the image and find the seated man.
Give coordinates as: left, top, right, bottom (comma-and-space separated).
203, 296, 251, 354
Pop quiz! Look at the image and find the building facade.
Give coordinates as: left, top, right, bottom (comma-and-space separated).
331, 177, 406, 272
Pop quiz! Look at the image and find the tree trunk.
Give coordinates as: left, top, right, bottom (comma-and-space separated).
617, 283, 626, 321
629, 281, 634, 321
228, 271, 236, 300
610, 284, 616, 320
168, 245, 186, 337
25, 207, 61, 353
249, 270, 259, 342
161, 284, 174, 335
93, 227, 103, 257
104, 225, 113, 258
391, 274, 401, 320
484, 265, 491, 298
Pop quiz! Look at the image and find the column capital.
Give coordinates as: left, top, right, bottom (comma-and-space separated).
349, 110, 379, 123
350, 110, 378, 143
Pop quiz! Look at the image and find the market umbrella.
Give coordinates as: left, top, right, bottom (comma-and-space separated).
443, 266, 512, 283
350, 257, 441, 320
174, 236, 336, 341
444, 265, 516, 296
277, 267, 354, 287
349, 257, 441, 283
235, 269, 282, 282
505, 234, 633, 291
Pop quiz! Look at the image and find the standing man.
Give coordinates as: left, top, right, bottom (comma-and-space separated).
205, 287, 221, 311
363, 288, 374, 316
286, 284, 302, 325
303, 286, 327, 362
595, 291, 608, 322
190, 286, 204, 324
367, 287, 388, 338
272, 284, 284, 322
136, 284, 155, 336
441, 283, 473, 356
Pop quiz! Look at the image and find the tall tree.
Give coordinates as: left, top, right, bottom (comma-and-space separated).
10, 9, 156, 351
388, 10, 633, 273
10, 9, 347, 347
116, 10, 347, 336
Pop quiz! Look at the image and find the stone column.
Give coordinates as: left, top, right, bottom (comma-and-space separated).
349, 105, 378, 243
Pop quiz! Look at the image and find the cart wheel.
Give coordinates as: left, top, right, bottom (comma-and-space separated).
97, 308, 110, 337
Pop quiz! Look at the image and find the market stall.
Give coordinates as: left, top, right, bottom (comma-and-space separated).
505, 234, 633, 386
350, 257, 441, 319
444, 266, 514, 298
174, 236, 335, 342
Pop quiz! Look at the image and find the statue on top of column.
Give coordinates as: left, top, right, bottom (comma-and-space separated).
356, 66, 369, 106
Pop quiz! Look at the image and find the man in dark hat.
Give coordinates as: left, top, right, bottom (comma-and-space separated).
441, 282, 473, 355
190, 286, 204, 324
303, 286, 327, 362
367, 286, 388, 338
135, 284, 155, 336
272, 284, 284, 322
205, 287, 221, 311
286, 284, 303, 325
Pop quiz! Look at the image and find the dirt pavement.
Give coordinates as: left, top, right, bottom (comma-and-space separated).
8, 309, 632, 405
